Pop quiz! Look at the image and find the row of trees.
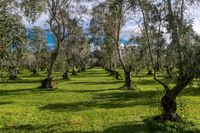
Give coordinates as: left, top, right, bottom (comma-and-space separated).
0, 0, 200, 122
0, 0, 92, 86
89, 0, 200, 121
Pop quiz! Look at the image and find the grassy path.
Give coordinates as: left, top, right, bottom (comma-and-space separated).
0, 67, 199, 132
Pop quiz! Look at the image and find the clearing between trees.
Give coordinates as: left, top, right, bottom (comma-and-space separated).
0, 67, 200, 133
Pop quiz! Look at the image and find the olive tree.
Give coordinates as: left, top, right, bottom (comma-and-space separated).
133, 0, 200, 121
0, 1, 27, 80
26, 27, 48, 75
90, 0, 137, 88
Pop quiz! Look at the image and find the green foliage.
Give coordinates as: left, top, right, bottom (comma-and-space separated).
20, 0, 46, 22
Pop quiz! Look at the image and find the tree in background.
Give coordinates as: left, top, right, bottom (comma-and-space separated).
0, 1, 27, 80
90, 0, 137, 88
90, 6, 119, 78
26, 27, 49, 75
21, 0, 86, 88
62, 25, 90, 78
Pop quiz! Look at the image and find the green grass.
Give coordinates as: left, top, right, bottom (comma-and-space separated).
0, 67, 200, 133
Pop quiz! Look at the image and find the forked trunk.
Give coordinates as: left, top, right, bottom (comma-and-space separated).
160, 92, 180, 121
160, 78, 192, 121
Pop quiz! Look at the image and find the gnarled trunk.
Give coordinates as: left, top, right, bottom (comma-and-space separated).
160, 77, 192, 121
160, 92, 180, 121
41, 77, 53, 88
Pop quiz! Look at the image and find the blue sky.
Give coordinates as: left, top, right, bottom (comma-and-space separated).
45, 31, 55, 45
23, 2, 200, 45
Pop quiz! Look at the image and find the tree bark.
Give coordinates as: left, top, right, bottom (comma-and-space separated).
160, 77, 193, 121
124, 68, 133, 89
114, 70, 120, 80
31, 69, 37, 76
82, 65, 86, 72
9, 70, 17, 80
63, 69, 70, 80
72, 67, 77, 75
147, 64, 153, 75
160, 92, 180, 121
41, 77, 53, 88
41, 42, 61, 88
9, 74, 17, 80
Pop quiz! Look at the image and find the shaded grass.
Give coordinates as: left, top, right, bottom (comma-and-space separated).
0, 67, 199, 133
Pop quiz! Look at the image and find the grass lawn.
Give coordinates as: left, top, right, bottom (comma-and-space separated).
0, 67, 200, 133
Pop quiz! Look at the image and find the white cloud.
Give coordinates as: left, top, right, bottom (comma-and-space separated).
23, 2, 200, 39
23, 13, 49, 29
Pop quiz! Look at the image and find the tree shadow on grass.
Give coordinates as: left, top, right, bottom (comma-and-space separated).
135, 79, 158, 85
40, 90, 162, 112
0, 88, 56, 96
77, 74, 111, 78
18, 74, 47, 78
0, 123, 64, 133
1, 123, 152, 133
0, 101, 13, 105
69, 81, 123, 85
0, 78, 42, 84
40, 101, 95, 112
180, 86, 200, 97
58, 87, 123, 93
102, 123, 151, 133
94, 90, 162, 103
0, 88, 38, 96
0, 122, 99, 133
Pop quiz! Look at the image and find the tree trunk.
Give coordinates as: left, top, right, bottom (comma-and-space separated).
160, 92, 180, 121
41, 77, 53, 88
32, 69, 37, 76
160, 78, 192, 121
147, 64, 153, 75
124, 70, 133, 89
9, 70, 17, 80
63, 69, 70, 80
41, 42, 61, 88
166, 67, 172, 79
156, 61, 160, 71
72, 67, 77, 75
115, 70, 120, 80
82, 65, 86, 72
9, 74, 17, 80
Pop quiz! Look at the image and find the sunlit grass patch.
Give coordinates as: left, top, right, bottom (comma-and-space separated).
0, 67, 199, 132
